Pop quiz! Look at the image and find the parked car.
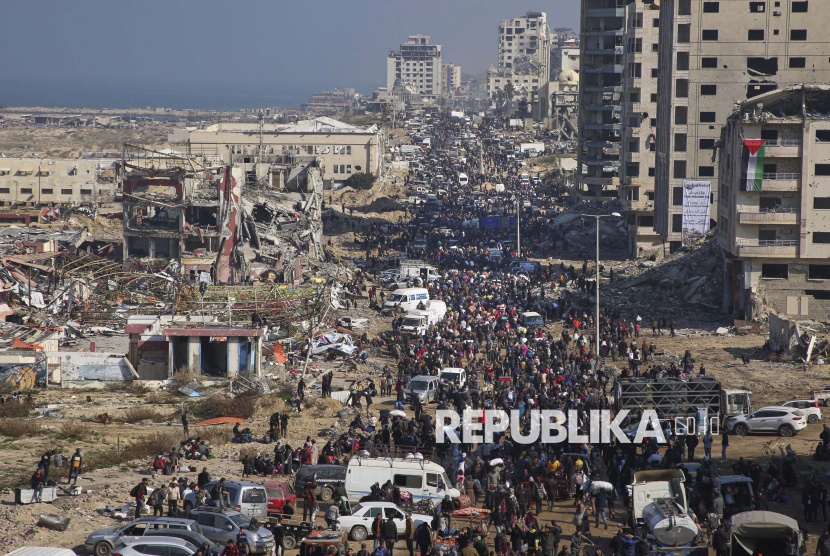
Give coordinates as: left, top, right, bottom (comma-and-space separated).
338, 502, 431, 542
726, 406, 808, 437
109, 537, 198, 556
85, 517, 205, 556
262, 481, 296, 513
183, 480, 267, 517
293, 464, 347, 502
189, 507, 275, 555
779, 399, 822, 423
404, 376, 440, 404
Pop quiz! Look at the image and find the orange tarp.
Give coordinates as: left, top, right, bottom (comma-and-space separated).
192, 417, 244, 426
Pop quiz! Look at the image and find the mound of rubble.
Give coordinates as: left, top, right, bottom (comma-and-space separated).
606, 232, 724, 314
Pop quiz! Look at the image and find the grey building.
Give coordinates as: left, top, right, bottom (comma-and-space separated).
575, 0, 629, 200
718, 85, 830, 319
654, 0, 830, 253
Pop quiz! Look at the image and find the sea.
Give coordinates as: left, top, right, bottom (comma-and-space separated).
0, 79, 319, 112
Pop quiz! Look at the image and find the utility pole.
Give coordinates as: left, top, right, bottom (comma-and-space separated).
516, 197, 521, 257
583, 212, 621, 361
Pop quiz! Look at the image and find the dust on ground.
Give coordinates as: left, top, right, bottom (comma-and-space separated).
0, 126, 170, 158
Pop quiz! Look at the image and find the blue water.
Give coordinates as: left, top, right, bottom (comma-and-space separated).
0, 79, 314, 111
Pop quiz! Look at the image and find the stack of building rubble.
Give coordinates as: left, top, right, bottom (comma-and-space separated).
606, 232, 724, 314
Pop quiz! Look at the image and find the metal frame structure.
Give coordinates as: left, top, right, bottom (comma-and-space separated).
614, 377, 723, 420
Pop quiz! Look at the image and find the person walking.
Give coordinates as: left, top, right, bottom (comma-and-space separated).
703, 431, 713, 460
153, 484, 167, 517
721, 432, 729, 462
382, 514, 398, 553
712, 524, 729, 556
39, 450, 54, 484
303, 479, 317, 521
372, 513, 384, 550
68, 448, 83, 485
132, 477, 149, 518
30, 468, 45, 503
404, 514, 415, 556
220, 540, 239, 556
168, 480, 181, 516
237, 528, 249, 556
181, 408, 190, 438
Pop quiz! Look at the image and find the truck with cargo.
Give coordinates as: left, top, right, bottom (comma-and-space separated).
399, 301, 447, 335
628, 469, 710, 556
613, 376, 753, 430
519, 142, 545, 156
727, 511, 801, 556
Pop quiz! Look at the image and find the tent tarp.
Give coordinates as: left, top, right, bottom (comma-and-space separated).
730, 511, 799, 556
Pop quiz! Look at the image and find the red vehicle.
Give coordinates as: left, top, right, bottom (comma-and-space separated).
264, 481, 297, 513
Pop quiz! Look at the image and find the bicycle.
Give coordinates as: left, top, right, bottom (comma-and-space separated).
761, 440, 788, 459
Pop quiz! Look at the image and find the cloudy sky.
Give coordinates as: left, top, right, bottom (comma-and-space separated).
0, 0, 578, 108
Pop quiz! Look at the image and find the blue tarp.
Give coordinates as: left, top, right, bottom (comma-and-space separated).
480, 217, 500, 230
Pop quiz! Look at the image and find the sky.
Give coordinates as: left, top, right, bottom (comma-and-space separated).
0, 0, 579, 109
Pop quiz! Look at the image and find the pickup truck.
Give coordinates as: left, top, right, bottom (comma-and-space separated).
400, 196, 424, 206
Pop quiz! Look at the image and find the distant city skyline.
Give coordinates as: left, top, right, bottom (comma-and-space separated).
0, 0, 578, 109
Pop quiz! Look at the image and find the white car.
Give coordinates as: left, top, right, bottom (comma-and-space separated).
779, 399, 822, 424
339, 502, 430, 542
726, 406, 808, 437
110, 537, 198, 556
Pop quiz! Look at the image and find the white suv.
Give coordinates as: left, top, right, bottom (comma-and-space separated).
780, 400, 822, 424
726, 406, 808, 437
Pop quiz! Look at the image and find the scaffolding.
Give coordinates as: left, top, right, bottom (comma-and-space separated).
176, 283, 328, 326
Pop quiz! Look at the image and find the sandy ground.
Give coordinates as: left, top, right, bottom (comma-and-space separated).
3, 301, 830, 556
0, 126, 170, 158
1, 136, 827, 555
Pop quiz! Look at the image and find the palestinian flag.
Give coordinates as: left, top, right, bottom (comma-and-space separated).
743, 139, 767, 191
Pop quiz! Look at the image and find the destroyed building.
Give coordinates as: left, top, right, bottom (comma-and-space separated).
179, 117, 383, 188
719, 85, 830, 319
0, 157, 116, 210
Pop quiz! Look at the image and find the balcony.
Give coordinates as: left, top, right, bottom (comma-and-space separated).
584, 29, 625, 37
764, 139, 801, 158
738, 207, 800, 225
585, 104, 622, 112
736, 239, 798, 258
584, 64, 624, 74
586, 7, 626, 16
584, 141, 621, 149
582, 123, 622, 130
584, 86, 623, 93
741, 172, 800, 192
584, 47, 624, 56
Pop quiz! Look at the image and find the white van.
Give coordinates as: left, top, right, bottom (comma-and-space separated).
458, 173, 469, 186
383, 288, 429, 312
345, 457, 461, 503
520, 173, 530, 185
439, 367, 467, 388
494, 183, 505, 193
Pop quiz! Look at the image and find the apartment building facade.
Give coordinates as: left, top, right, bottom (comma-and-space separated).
442, 64, 462, 94
719, 85, 830, 318
654, 0, 830, 253
575, 0, 629, 200
487, 11, 551, 102
619, 1, 662, 254
185, 117, 382, 185
387, 35, 442, 101
0, 158, 116, 207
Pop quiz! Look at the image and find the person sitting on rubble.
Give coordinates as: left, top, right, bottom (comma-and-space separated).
251, 312, 262, 329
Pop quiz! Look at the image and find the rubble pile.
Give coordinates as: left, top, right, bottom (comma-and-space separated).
546, 200, 628, 256
606, 232, 724, 314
